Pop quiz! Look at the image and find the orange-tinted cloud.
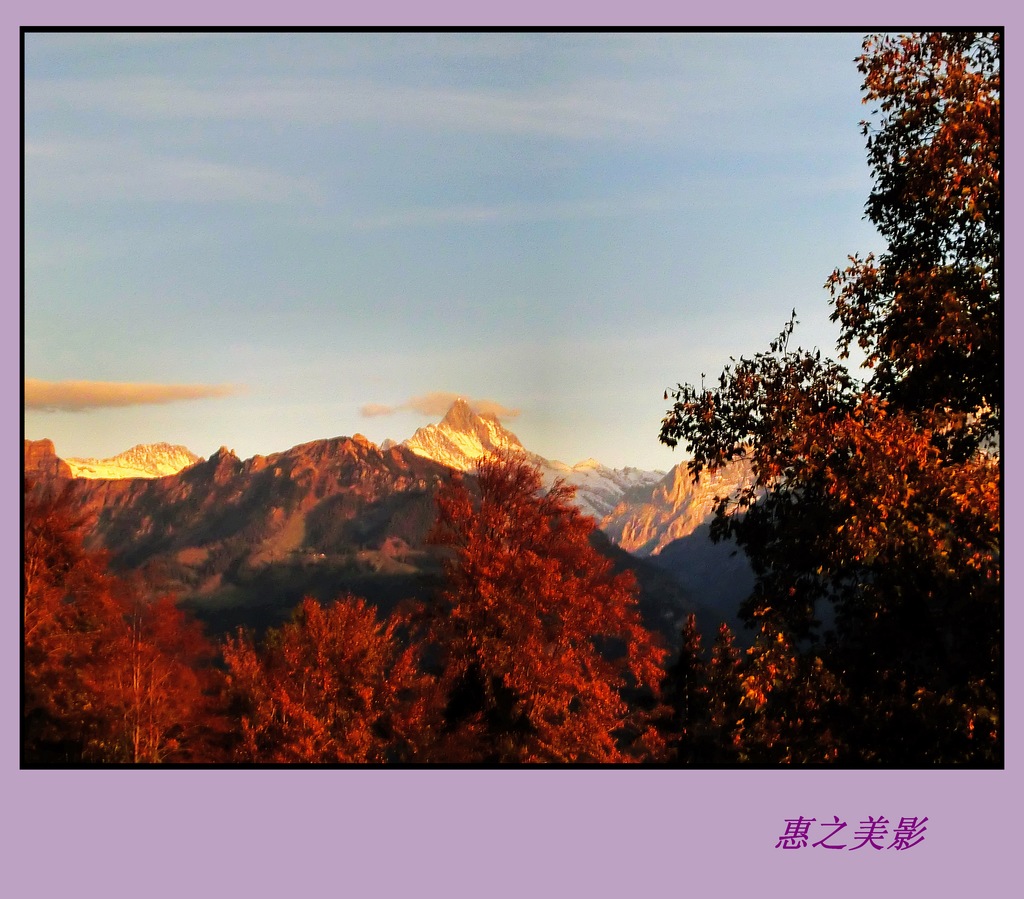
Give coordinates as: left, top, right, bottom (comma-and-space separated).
359, 402, 397, 418
361, 391, 519, 420
25, 379, 238, 412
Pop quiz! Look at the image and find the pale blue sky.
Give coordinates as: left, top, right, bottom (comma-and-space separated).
24, 31, 882, 470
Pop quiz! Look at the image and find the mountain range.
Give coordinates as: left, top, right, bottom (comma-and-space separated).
26, 434, 455, 633
24, 401, 756, 640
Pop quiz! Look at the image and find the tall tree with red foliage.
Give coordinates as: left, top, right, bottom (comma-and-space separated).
425, 453, 667, 763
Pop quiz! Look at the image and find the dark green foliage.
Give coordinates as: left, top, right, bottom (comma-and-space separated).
662, 618, 742, 765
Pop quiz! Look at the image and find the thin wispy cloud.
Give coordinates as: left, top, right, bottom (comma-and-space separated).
361, 392, 520, 420
27, 76, 679, 141
25, 139, 320, 205
26, 379, 239, 412
347, 171, 866, 232
351, 193, 676, 230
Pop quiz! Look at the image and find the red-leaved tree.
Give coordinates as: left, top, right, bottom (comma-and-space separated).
424, 453, 666, 763
24, 483, 222, 764
223, 595, 432, 763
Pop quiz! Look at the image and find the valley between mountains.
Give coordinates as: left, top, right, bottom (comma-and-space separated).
24, 399, 754, 643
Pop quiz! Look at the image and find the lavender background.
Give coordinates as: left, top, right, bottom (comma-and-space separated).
6, 2, 1017, 895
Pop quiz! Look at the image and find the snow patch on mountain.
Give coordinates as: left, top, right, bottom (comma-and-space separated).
66, 443, 203, 480
549, 459, 666, 520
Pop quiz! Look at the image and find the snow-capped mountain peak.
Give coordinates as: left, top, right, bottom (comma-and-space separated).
439, 397, 484, 431
65, 442, 203, 480
401, 401, 663, 520
404, 399, 527, 472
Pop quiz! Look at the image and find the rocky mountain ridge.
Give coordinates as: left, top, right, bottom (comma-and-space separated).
28, 435, 457, 633
24, 438, 73, 482
25, 432, 705, 640
399, 401, 755, 633
599, 457, 756, 556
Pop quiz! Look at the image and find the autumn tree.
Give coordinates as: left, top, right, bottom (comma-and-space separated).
659, 32, 1000, 765
423, 452, 667, 764
223, 595, 432, 763
735, 623, 848, 765
828, 32, 1000, 459
24, 483, 222, 764
23, 483, 121, 762
87, 589, 223, 763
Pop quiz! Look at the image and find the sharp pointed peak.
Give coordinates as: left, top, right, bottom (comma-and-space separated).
441, 397, 482, 428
